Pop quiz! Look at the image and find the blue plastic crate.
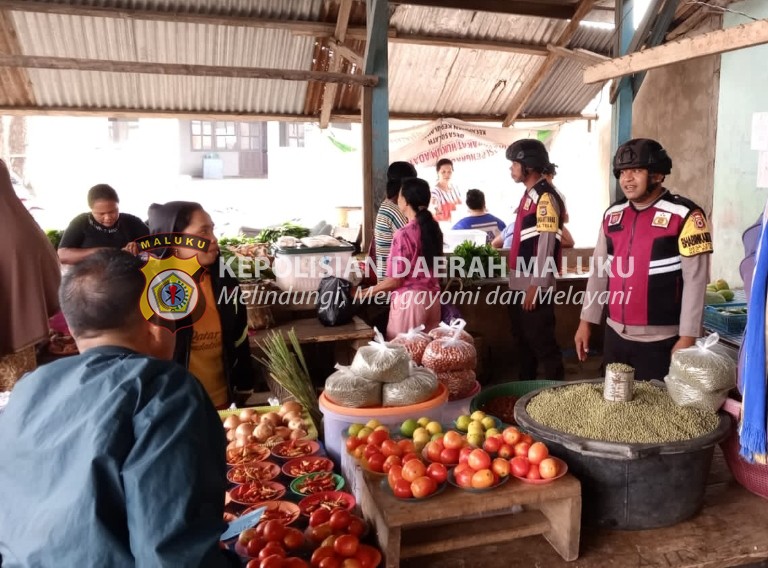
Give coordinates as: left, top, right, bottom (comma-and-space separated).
703, 303, 748, 335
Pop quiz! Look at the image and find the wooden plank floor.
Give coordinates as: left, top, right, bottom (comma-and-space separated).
401, 448, 768, 568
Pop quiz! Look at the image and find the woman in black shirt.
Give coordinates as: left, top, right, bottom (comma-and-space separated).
58, 184, 149, 265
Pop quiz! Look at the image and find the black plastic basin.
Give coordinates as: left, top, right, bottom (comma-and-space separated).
514, 380, 731, 530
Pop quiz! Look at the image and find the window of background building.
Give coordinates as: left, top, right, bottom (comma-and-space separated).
279, 122, 306, 147
108, 118, 139, 144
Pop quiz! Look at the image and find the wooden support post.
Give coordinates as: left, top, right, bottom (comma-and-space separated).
319, 0, 353, 129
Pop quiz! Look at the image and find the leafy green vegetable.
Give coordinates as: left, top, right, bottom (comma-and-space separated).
46, 230, 63, 250
255, 222, 310, 244
450, 241, 504, 281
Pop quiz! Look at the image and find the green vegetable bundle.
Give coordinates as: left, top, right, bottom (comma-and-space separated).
451, 241, 504, 280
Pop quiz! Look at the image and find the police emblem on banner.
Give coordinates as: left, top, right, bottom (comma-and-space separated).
140, 255, 206, 332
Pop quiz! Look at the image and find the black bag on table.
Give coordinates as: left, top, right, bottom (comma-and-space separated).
317, 276, 355, 326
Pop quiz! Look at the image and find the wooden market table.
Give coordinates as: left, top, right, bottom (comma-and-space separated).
357, 468, 581, 567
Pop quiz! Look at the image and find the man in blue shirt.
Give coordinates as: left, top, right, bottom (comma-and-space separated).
452, 189, 506, 244
0, 250, 237, 567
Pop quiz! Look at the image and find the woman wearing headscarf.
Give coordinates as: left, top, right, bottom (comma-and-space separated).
147, 201, 254, 408
361, 178, 443, 339
0, 160, 61, 391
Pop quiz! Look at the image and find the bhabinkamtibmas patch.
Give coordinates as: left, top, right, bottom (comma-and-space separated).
536, 193, 559, 233
678, 210, 713, 257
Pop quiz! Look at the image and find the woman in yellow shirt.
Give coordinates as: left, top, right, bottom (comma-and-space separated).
148, 201, 255, 408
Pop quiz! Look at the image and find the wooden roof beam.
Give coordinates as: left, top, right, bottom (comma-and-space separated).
502, 0, 597, 126
392, 0, 576, 20
393, 34, 549, 56
547, 45, 610, 66
0, 54, 379, 86
320, 0, 354, 129
584, 18, 768, 83
327, 38, 363, 68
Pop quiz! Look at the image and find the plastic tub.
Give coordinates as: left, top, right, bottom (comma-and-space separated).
319, 383, 449, 463
273, 244, 355, 292
514, 380, 731, 530
442, 380, 480, 422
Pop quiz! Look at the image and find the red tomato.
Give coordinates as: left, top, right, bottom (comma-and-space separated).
397, 439, 416, 454
282, 527, 304, 550
467, 449, 491, 471
454, 466, 474, 488
307, 522, 333, 544
363, 444, 380, 460
310, 545, 337, 567
513, 442, 531, 457
387, 464, 403, 490
425, 441, 443, 462
483, 436, 502, 454
410, 475, 438, 498
470, 469, 494, 489
526, 463, 542, 480
246, 559, 261, 568
345, 436, 363, 452
393, 478, 413, 498
259, 542, 286, 561
365, 452, 386, 473
367, 429, 389, 447
262, 520, 286, 543
318, 557, 342, 568
334, 534, 360, 558
329, 509, 352, 531
310, 508, 332, 528
442, 430, 464, 450
497, 443, 514, 460
340, 558, 363, 568
527, 442, 549, 465
510, 456, 530, 477
502, 427, 523, 446
354, 544, 382, 568
458, 446, 473, 464
284, 558, 310, 568
401, 459, 427, 482
400, 452, 420, 464
539, 457, 559, 479
346, 516, 366, 537
380, 439, 402, 457
246, 537, 264, 558
491, 457, 510, 478
439, 447, 459, 465
239, 527, 260, 545
260, 556, 284, 568
426, 462, 448, 484
522, 433, 534, 446
382, 454, 401, 473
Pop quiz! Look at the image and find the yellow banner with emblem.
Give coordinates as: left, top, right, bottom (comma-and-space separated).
678, 210, 713, 257
536, 193, 559, 233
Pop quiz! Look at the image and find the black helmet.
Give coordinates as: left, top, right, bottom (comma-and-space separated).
612, 138, 672, 178
505, 139, 550, 170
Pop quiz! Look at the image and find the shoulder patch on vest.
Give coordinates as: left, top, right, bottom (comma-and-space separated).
678, 210, 713, 257
536, 192, 559, 233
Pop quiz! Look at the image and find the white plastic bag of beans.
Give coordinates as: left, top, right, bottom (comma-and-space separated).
428, 318, 474, 344
324, 365, 382, 408
350, 329, 411, 383
388, 325, 432, 365
668, 333, 736, 392
382, 365, 439, 406
422, 334, 477, 373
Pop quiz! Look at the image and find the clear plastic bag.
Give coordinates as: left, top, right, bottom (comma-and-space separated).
324, 365, 382, 408
388, 324, 433, 365
382, 364, 438, 406
664, 333, 736, 412
350, 329, 411, 383
428, 318, 474, 344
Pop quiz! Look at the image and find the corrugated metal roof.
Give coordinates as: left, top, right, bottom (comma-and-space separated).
0, 0, 728, 120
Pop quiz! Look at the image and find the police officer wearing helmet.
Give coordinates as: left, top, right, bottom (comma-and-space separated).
505, 139, 565, 381
574, 138, 712, 380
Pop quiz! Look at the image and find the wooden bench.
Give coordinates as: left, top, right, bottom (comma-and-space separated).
357, 468, 582, 567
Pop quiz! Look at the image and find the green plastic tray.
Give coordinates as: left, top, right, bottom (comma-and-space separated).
470, 380, 565, 425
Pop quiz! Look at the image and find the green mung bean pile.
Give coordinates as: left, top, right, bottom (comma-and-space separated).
526, 383, 720, 443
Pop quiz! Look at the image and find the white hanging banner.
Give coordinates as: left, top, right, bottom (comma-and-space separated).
389, 118, 554, 167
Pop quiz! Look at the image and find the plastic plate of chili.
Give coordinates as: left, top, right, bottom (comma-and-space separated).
228, 480, 286, 505
226, 461, 281, 485
298, 490, 356, 517
281, 456, 335, 478
271, 440, 321, 460
290, 472, 345, 497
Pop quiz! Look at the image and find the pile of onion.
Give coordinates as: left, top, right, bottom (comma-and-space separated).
221, 401, 308, 446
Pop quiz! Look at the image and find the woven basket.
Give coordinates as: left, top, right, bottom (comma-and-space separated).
0, 346, 36, 392
720, 398, 768, 500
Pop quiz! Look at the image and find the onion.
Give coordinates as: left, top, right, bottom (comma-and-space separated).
290, 428, 308, 440
226, 441, 239, 452
282, 411, 301, 425
254, 422, 274, 443
261, 412, 282, 428
235, 422, 255, 440
280, 401, 303, 416
226, 429, 236, 442
274, 426, 292, 439
223, 415, 241, 430
239, 408, 257, 422
288, 418, 305, 431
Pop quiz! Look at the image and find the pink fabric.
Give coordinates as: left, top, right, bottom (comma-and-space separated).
49, 312, 71, 335
386, 220, 440, 294
386, 290, 441, 340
